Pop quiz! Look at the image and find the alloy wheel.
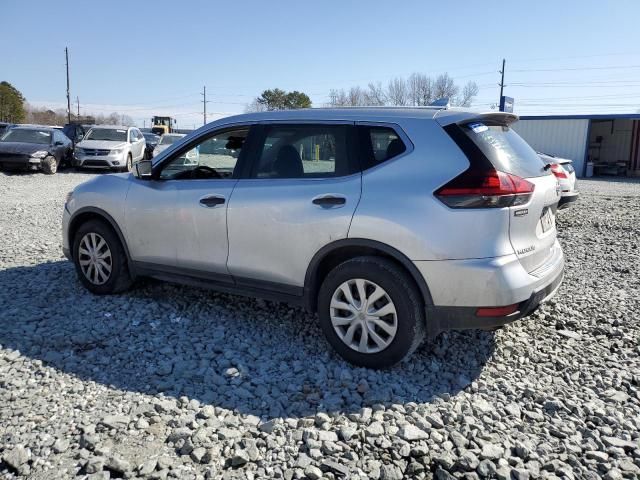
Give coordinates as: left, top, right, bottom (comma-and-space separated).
329, 278, 398, 354
78, 232, 112, 285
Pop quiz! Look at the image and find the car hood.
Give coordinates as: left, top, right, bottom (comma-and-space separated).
78, 140, 127, 150
154, 144, 170, 153
0, 142, 50, 155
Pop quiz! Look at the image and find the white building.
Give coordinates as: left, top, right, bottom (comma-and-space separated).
512, 114, 640, 177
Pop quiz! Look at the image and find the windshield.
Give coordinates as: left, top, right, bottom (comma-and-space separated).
0, 128, 51, 144
143, 133, 159, 142
463, 123, 549, 178
85, 128, 128, 142
159, 135, 183, 145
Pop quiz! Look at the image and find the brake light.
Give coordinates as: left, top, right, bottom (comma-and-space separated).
549, 163, 567, 179
435, 167, 535, 208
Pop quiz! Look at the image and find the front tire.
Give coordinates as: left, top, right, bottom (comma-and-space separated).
317, 256, 425, 368
72, 220, 133, 295
41, 155, 58, 175
124, 153, 133, 172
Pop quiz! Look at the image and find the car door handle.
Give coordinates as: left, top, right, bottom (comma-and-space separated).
312, 195, 346, 207
199, 195, 226, 207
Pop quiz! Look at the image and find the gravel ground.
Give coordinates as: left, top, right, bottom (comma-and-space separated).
0, 171, 639, 480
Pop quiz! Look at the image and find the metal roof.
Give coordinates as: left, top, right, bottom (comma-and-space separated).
519, 113, 640, 121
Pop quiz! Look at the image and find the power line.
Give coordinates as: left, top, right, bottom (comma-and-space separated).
511, 64, 640, 73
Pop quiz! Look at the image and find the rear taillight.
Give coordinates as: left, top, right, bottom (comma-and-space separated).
435, 167, 535, 209
550, 164, 568, 179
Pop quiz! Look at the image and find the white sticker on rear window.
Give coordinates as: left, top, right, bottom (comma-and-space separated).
117, 130, 126, 133
468, 123, 488, 134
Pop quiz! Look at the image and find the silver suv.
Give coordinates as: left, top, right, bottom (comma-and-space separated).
73, 125, 146, 171
62, 108, 564, 368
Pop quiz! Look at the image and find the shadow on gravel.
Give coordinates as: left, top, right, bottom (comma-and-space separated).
0, 261, 496, 419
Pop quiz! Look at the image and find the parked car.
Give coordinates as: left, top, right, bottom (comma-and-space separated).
0, 122, 15, 136
0, 125, 72, 174
73, 126, 145, 171
537, 152, 579, 209
62, 108, 564, 368
142, 132, 160, 159
152, 133, 186, 157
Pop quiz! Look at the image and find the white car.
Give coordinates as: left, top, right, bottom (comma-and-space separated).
74, 126, 146, 171
538, 152, 579, 209
152, 133, 186, 157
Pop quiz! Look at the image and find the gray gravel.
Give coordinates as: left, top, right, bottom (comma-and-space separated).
1, 171, 639, 479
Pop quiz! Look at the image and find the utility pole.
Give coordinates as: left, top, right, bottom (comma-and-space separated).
65, 47, 71, 123
201, 86, 210, 125
498, 58, 506, 111
76, 96, 80, 118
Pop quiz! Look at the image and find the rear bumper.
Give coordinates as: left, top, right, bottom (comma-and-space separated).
558, 191, 579, 209
415, 241, 565, 336
426, 266, 563, 336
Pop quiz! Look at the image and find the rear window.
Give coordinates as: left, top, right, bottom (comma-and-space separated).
462, 123, 549, 178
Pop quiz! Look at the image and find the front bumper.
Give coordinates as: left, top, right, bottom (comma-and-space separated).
0, 155, 42, 169
73, 154, 124, 169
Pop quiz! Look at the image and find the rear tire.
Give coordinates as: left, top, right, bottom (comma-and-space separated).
317, 256, 425, 368
41, 155, 58, 175
72, 219, 133, 295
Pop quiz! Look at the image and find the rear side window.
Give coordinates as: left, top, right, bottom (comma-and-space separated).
357, 125, 407, 169
461, 123, 549, 178
253, 124, 353, 179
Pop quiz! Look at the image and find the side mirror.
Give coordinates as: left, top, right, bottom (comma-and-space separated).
134, 160, 153, 179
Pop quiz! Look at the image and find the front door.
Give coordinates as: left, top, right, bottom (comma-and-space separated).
156, 126, 250, 277
226, 123, 362, 289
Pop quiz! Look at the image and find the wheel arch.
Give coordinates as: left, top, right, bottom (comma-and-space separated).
304, 238, 433, 312
68, 207, 133, 271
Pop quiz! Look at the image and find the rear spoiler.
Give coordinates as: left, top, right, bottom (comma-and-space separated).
434, 111, 519, 127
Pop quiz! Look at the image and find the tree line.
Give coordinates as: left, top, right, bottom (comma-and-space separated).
0, 80, 135, 126
328, 73, 478, 107
246, 73, 479, 112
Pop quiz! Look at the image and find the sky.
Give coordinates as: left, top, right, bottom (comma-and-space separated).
2, 0, 640, 128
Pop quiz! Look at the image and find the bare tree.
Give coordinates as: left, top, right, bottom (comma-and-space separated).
364, 82, 386, 106
407, 73, 434, 106
457, 81, 479, 107
327, 71, 480, 108
346, 86, 366, 106
245, 98, 267, 112
433, 73, 459, 101
386, 77, 408, 106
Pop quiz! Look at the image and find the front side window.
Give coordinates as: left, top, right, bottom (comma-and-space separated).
85, 128, 128, 142
158, 128, 248, 180
254, 124, 351, 179
0, 128, 51, 144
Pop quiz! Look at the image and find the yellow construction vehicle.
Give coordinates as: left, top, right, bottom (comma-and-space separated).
150, 116, 175, 135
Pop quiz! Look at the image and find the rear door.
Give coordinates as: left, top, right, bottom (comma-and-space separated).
461, 122, 561, 272
226, 122, 361, 288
